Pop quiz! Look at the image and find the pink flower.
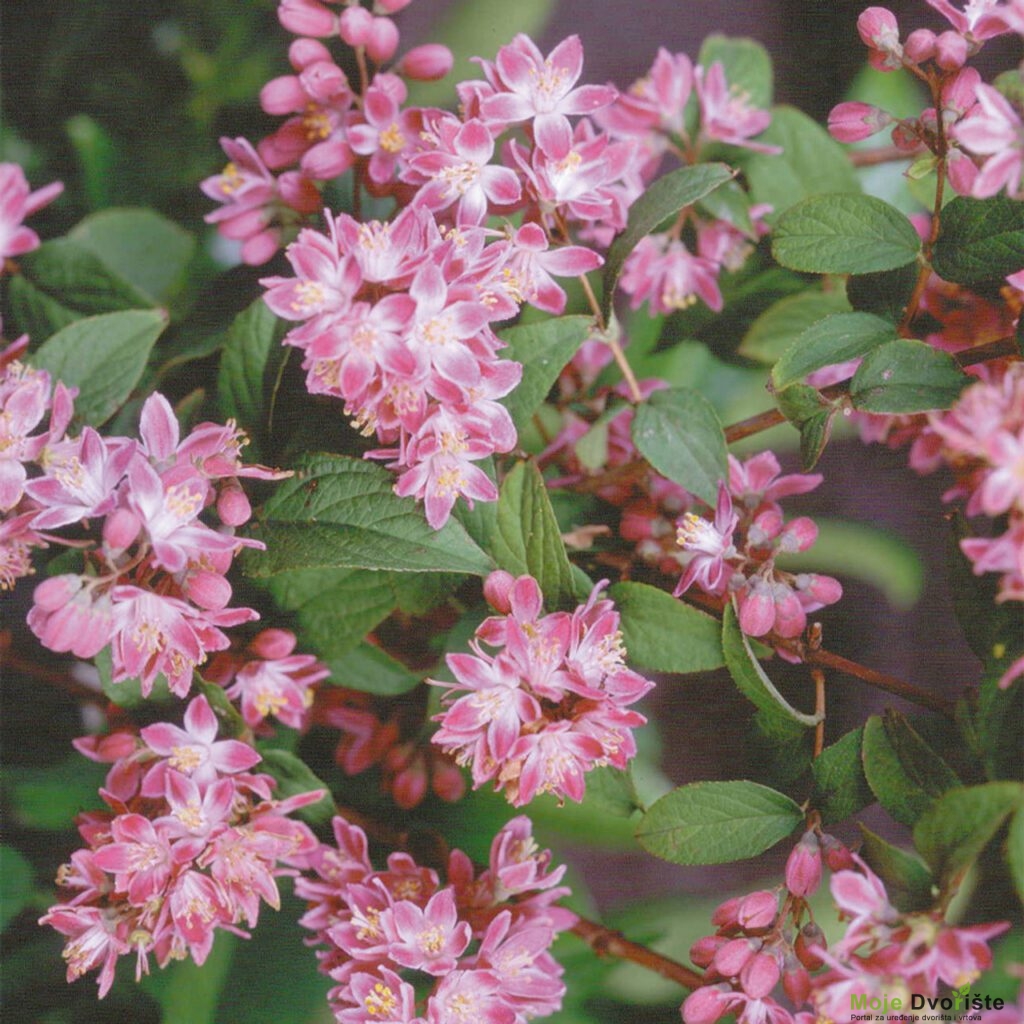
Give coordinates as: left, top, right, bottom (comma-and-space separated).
954, 83, 1024, 198
382, 888, 472, 975
502, 222, 602, 315
620, 234, 723, 314
478, 34, 617, 159
347, 75, 415, 186
428, 969, 515, 1024
674, 483, 739, 597
925, 0, 1015, 39
695, 62, 779, 153
39, 905, 127, 998
0, 162, 63, 261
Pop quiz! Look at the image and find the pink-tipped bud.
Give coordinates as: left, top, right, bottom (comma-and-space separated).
713, 937, 759, 978
299, 60, 348, 103
483, 570, 517, 614
251, 628, 298, 660
260, 75, 308, 115
300, 139, 356, 179
772, 583, 806, 639
737, 581, 775, 637
431, 756, 466, 803
366, 16, 399, 63
820, 833, 855, 871
33, 573, 82, 612
690, 935, 726, 969
782, 961, 812, 1005
785, 832, 823, 898
857, 7, 902, 67
396, 43, 454, 81
278, 0, 338, 38
681, 984, 735, 1024
241, 229, 282, 266
946, 148, 978, 195
736, 890, 778, 931
795, 573, 843, 606
376, 0, 412, 12
102, 508, 142, 554
828, 101, 893, 143
903, 28, 937, 63
217, 484, 251, 526
935, 30, 968, 70
279, 170, 323, 213
184, 569, 232, 611
891, 121, 921, 151
288, 37, 333, 69
339, 5, 373, 45
795, 922, 826, 971
740, 952, 780, 999
391, 754, 428, 810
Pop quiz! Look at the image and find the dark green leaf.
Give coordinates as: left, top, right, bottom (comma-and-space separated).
850, 339, 967, 414
142, 931, 236, 1024
858, 824, 935, 912
583, 765, 643, 818
5, 274, 79, 340
492, 460, 575, 608
0, 846, 34, 931
3, 756, 106, 830
499, 315, 592, 430
1008, 810, 1024, 907
256, 749, 335, 825
771, 311, 897, 390
739, 289, 852, 364
846, 263, 918, 322
246, 454, 493, 577
697, 35, 773, 109
609, 581, 724, 674
325, 640, 422, 696
603, 163, 735, 318
775, 382, 827, 425
912, 781, 1022, 888
799, 409, 836, 470
812, 728, 873, 824
722, 601, 821, 728
29, 309, 168, 426
94, 645, 173, 708
631, 387, 727, 506
932, 195, 1024, 285
69, 207, 196, 305
772, 193, 921, 274
635, 780, 803, 865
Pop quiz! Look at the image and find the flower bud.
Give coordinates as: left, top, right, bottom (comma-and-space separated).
736, 890, 778, 931
278, 0, 338, 37
299, 60, 348, 103
241, 229, 281, 267
251, 628, 298, 660
681, 984, 735, 1024
33, 573, 83, 612
935, 30, 968, 70
339, 5, 373, 45
740, 952, 780, 999
782, 960, 812, 1005
785, 832, 823, 898
260, 74, 307, 114
376, 0, 412, 12
483, 570, 517, 613
690, 934, 726, 968
102, 507, 142, 554
737, 581, 775, 637
217, 484, 251, 526
820, 833, 855, 871
713, 937, 759, 978
183, 569, 232, 611
903, 28, 936, 63
795, 922, 826, 971
431, 756, 466, 803
828, 101, 894, 143
857, 7, 903, 70
890, 121, 921, 151
795, 573, 843, 606
366, 17, 400, 63
288, 37, 333, 69
946, 148, 979, 196
396, 44, 454, 81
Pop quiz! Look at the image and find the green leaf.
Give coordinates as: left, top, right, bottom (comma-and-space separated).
798, 409, 836, 471
739, 289, 852, 364
771, 311, 898, 390
846, 263, 919, 322
142, 932, 236, 1024
635, 780, 803, 865
255, 749, 335, 825
1008, 809, 1024, 906
3, 755, 106, 830
0, 846, 34, 932
858, 824, 935, 912
609, 581, 724, 674
603, 163, 735, 318
744, 106, 861, 219
849, 338, 967, 414
69, 207, 196, 305
913, 781, 1022, 889
932, 195, 1024, 285
772, 193, 921, 274
6, 273, 80, 340
631, 386, 727, 506
217, 299, 290, 461
325, 640, 422, 696
492, 460, 575, 608
861, 712, 961, 827
812, 728, 873, 824
584, 765, 643, 818
697, 35, 773, 109
722, 601, 821, 728
498, 315, 591, 431
29, 309, 168, 426
94, 645, 174, 708
246, 454, 493, 577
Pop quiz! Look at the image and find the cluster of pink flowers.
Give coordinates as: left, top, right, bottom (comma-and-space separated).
828, 3, 1024, 198
0, 162, 63, 262
40, 694, 324, 997
295, 813, 574, 1024
2, 372, 287, 698
682, 833, 1009, 1024
312, 684, 466, 809
429, 570, 654, 807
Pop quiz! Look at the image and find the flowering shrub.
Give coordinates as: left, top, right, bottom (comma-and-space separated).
1, 1, 1022, 1022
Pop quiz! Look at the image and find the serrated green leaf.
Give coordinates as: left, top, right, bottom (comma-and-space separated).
631, 386, 727, 506
29, 308, 168, 426
697, 35, 773, 109
850, 338, 967, 414
6, 273, 79, 341
722, 601, 821, 728
913, 781, 1022, 889
772, 193, 921, 274
775, 382, 827, 425
932, 195, 1024, 285
584, 765, 643, 818
635, 780, 803, 865
69, 207, 196, 305
846, 263, 919, 322
858, 824, 935, 912
771, 311, 897, 390
492, 460, 574, 608
745, 106, 861, 218
0, 846, 34, 932
812, 728, 873, 824
739, 289, 852, 364
498, 315, 592, 431
256, 748, 334, 825
246, 454, 493, 577
603, 163, 735, 318
609, 581, 724, 674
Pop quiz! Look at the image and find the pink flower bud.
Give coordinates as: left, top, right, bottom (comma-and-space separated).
828, 101, 893, 143
299, 60, 348, 103
184, 569, 233, 611
483, 570, 516, 613
396, 44, 454, 81
713, 937, 759, 978
301, 139, 356, 179
946, 148, 979, 195
431, 757, 466, 802
339, 5, 373, 45
278, 0, 338, 37
736, 890, 778, 931
737, 582, 775, 637
740, 952, 780, 999
250, 628, 298, 660
857, 7, 903, 70
795, 573, 843, 606
681, 984, 735, 1024
217, 485, 251, 526
366, 17, 399, 63
935, 30, 968, 70
376, 0, 412, 12
785, 832, 822, 898
772, 584, 806, 638
890, 121, 921, 151
33, 573, 82, 612
288, 37, 333, 69
260, 75, 308, 115
795, 922, 826, 971
690, 935, 726, 968
102, 508, 142, 554
278, 171, 323, 213
391, 758, 428, 809
782, 962, 812, 1005
820, 833, 855, 871
903, 28, 937, 62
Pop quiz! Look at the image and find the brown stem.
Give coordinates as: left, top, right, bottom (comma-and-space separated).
955, 335, 1020, 368
812, 668, 826, 758
849, 144, 926, 167
570, 917, 703, 990
0, 636, 107, 706
723, 407, 786, 444
577, 272, 643, 404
